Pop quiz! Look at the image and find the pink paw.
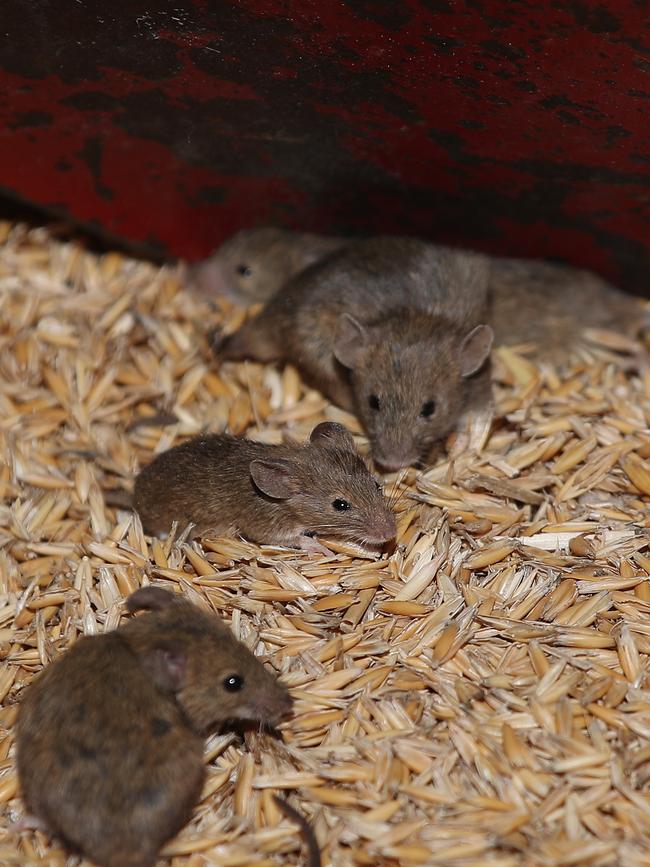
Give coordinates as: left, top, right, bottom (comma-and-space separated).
13, 814, 48, 833
298, 535, 334, 556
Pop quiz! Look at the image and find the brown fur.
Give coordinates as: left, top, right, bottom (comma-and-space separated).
15, 588, 292, 867
218, 237, 493, 470
205, 229, 647, 363
189, 227, 346, 305
133, 422, 396, 549
488, 257, 647, 359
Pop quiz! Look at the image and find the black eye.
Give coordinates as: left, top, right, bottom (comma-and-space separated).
332, 498, 351, 511
368, 394, 381, 411
223, 674, 244, 692
420, 400, 436, 418
236, 264, 252, 277
375, 480, 382, 491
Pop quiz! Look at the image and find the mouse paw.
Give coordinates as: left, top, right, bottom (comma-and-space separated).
298, 535, 334, 556
13, 814, 48, 833
207, 324, 227, 355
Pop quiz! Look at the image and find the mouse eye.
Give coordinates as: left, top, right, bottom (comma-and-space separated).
223, 674, 244, 692
332, 498, 351, 512
236, 264, 252, 277
374, 480, 383, 492
420, 400, 436, 418
368, 394, 381, 411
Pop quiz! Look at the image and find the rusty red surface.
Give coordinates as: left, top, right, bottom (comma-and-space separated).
0, 0, 648, 291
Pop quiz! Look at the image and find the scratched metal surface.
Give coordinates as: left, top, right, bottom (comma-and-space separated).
0, 0, 648, 292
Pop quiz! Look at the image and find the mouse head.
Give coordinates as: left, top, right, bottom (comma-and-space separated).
334, 313, 493, 471
190, 228, 318, 304
248, 422, 397, 549
123, 587, 293, 732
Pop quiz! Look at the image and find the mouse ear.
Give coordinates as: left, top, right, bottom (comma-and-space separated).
143, 644, 187, 693
333, 313, 368, 369
126, 586, 176, 614
310, 421, 355, 452
250, 458, 297, 499
459, 324, 494, 377
297, 242, 334, 271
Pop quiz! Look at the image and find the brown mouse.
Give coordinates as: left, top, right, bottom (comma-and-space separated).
189, 227, 347, 305
133, 421, 396, 552
488, 256, 648, 360
217, 237, 493, 471
15, 586, 292, 867
197, 228, 646, 363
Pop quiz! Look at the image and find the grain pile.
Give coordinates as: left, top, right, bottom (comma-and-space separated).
1, 222, 650, 867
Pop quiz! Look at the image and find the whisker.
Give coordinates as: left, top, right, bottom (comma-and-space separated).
387, 476, 410, 509
384, 469, 408, 506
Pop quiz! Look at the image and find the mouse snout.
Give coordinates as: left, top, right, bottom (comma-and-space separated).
189, 261, 227, 297
372, 435, 421, 473
374, 452, 419, 473
257, 684, 294, 725
366, 512, 397, 546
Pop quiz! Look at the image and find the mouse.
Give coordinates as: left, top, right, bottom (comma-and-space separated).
273, 796, 322, 867
133, 421, 396, 553
15, 585, 293, 867
216, 237, 493, 471
488, 256, 649, 360
195, 228, 648, 363
189, 227, 347, 305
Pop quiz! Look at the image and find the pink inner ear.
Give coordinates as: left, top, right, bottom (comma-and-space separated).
249, 458, 296, 499
158, 648, 187, 691
334, 313, 367, 369
300, 249, 321, 268
459, 324, 494, 377
141, 645, 186, 693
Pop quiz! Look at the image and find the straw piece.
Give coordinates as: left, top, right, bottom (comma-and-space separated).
4, 224, 650, 865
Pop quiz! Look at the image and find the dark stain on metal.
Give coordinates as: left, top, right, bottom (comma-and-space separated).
0, 0, 647, 295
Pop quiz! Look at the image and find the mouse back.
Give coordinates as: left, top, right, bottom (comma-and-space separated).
274, 236, 489, 320
489, 256, 646, 358
16, 630, 205, 867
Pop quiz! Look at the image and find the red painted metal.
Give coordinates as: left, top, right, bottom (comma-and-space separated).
0, 1, 648, 291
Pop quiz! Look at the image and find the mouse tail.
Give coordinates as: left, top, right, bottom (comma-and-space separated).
272, 796, 321, 867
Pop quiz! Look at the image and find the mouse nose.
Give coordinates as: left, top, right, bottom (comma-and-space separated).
375, 455, 418, 473
379, 514, 397, 541
268, 686, 294, 723
366, 514, 397, 546
189, 261, 227, 298
373, 438, 421, 473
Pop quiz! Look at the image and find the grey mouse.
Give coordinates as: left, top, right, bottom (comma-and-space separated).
189, 227, 347, 305
133, 421, 396, 552
489, 256, 648, 360
217, 237, 493, 471
197, 228, 647, 365
15, 586, 292, 867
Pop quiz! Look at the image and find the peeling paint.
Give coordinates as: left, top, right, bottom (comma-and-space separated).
0, 0, 648, 292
